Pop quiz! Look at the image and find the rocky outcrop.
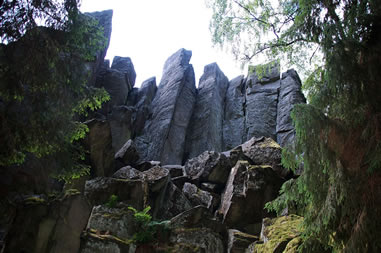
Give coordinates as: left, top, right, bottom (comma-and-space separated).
185, 63, 229, 159
245, 64, 280, 141
86, 10, 113, 87
277, 69, 306, 147
223, 75, 246, 150
135, 48, 196, 165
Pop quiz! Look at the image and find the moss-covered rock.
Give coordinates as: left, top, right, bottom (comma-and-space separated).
252, 215, 303, 253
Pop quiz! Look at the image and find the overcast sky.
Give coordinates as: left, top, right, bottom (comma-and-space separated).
80, 0, 244, 87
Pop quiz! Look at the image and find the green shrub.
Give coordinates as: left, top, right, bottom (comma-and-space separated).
106, 194, 118, 208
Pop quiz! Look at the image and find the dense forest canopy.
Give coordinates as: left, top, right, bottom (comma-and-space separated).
208, 0, 381, 252
0, 0, 109, 180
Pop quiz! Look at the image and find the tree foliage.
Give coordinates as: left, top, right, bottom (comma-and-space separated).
208, 0, 381, 252
0, 0, 110, 181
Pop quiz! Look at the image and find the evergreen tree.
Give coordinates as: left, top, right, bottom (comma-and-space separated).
0, 0, 109, 181
208, 0, 381, 251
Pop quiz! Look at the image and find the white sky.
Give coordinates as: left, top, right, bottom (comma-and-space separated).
80, 0, 244, 87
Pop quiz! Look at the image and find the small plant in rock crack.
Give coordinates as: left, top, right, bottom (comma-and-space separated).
128, 206, 170, 244
105, 194, 118, 208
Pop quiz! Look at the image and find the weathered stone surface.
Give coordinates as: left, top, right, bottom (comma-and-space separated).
185, 63, 229, 159
169, 228, 224, 253
114, 139, 139, 166
112, 166, 142, 180
241, 137, 289, 178
86, 10, 113, 87
86, 204, 137, 240
80, 233, 133, 253
111, 56, 136, 90
85, 119, 114, 176
217, 161, 283, 234
162, 164, 184, 177
108, 105, 135, 152
253, 215, 304, 253
277, 69, 306, 147
101, 68, 130, 109
131, 77, 157, 137
84, 177, 145, 209
223, 75, 246, 150
159, 182, 193, 220
184, 151, 231, 185
135, 160, 161, 172
228, 229, 258, 253
169, 205, 226, 236
182, 182, 213, 209
245, 71, 280, 141
5, 193, 91, 253
135, 48, 196, 165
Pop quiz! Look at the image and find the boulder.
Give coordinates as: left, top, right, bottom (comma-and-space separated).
135, 48, 196, 165
135, 160, 161, 172
245, 63, 280, 141
114, 139, 140, 166
227, 229, 258, 253
168, 227, 224, 253
277, 69, 306, 147
223, 75, 246, 150
185, 63, 229, 159
184, 151, 231, 186
252, 215, 304, 253
112, 166, 142, 180
85, 119, 114, 177
108, 105, 135, 152
111, 56, 136, 90
162, 164, 184, 177
217, 161, 283, 234
86, 204, 137, 240
80, 232, 133, 253
182, 182, 213, 209
158, 182, 193, 220
241, 137, 289, 178
84, 177, 145, 209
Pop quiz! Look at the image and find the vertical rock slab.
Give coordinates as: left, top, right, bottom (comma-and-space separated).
277, 69, 306, 147
85, 119, 114, 177
111, 56, 136, 90
185, 63, 229, 159
85, 10, 113, 87
223, 75, 246, 150
108, 105, 135, 152
136, 49, 196, 165
245, 63, 280, 141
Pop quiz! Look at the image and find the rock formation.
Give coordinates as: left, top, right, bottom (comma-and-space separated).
1, 9, 308, 253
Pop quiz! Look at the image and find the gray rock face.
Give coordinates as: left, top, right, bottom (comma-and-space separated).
223, 75, 246, 150
227, 229, 258, 253
101, 68, 130, 109
135, 49, 196, 165
86, 204, 136, 240
86, 10, 113, 87
114, 139, 139, 166
108, 105, 134, 152
277, 69, 306, 147
182, 182, 213, 209
185, 63, 229, 159
184, 151, 231, 185
217, 160, 283, 234
110, 56, 136, 90
245, 66, 280, 141
84, 119, 114, 177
